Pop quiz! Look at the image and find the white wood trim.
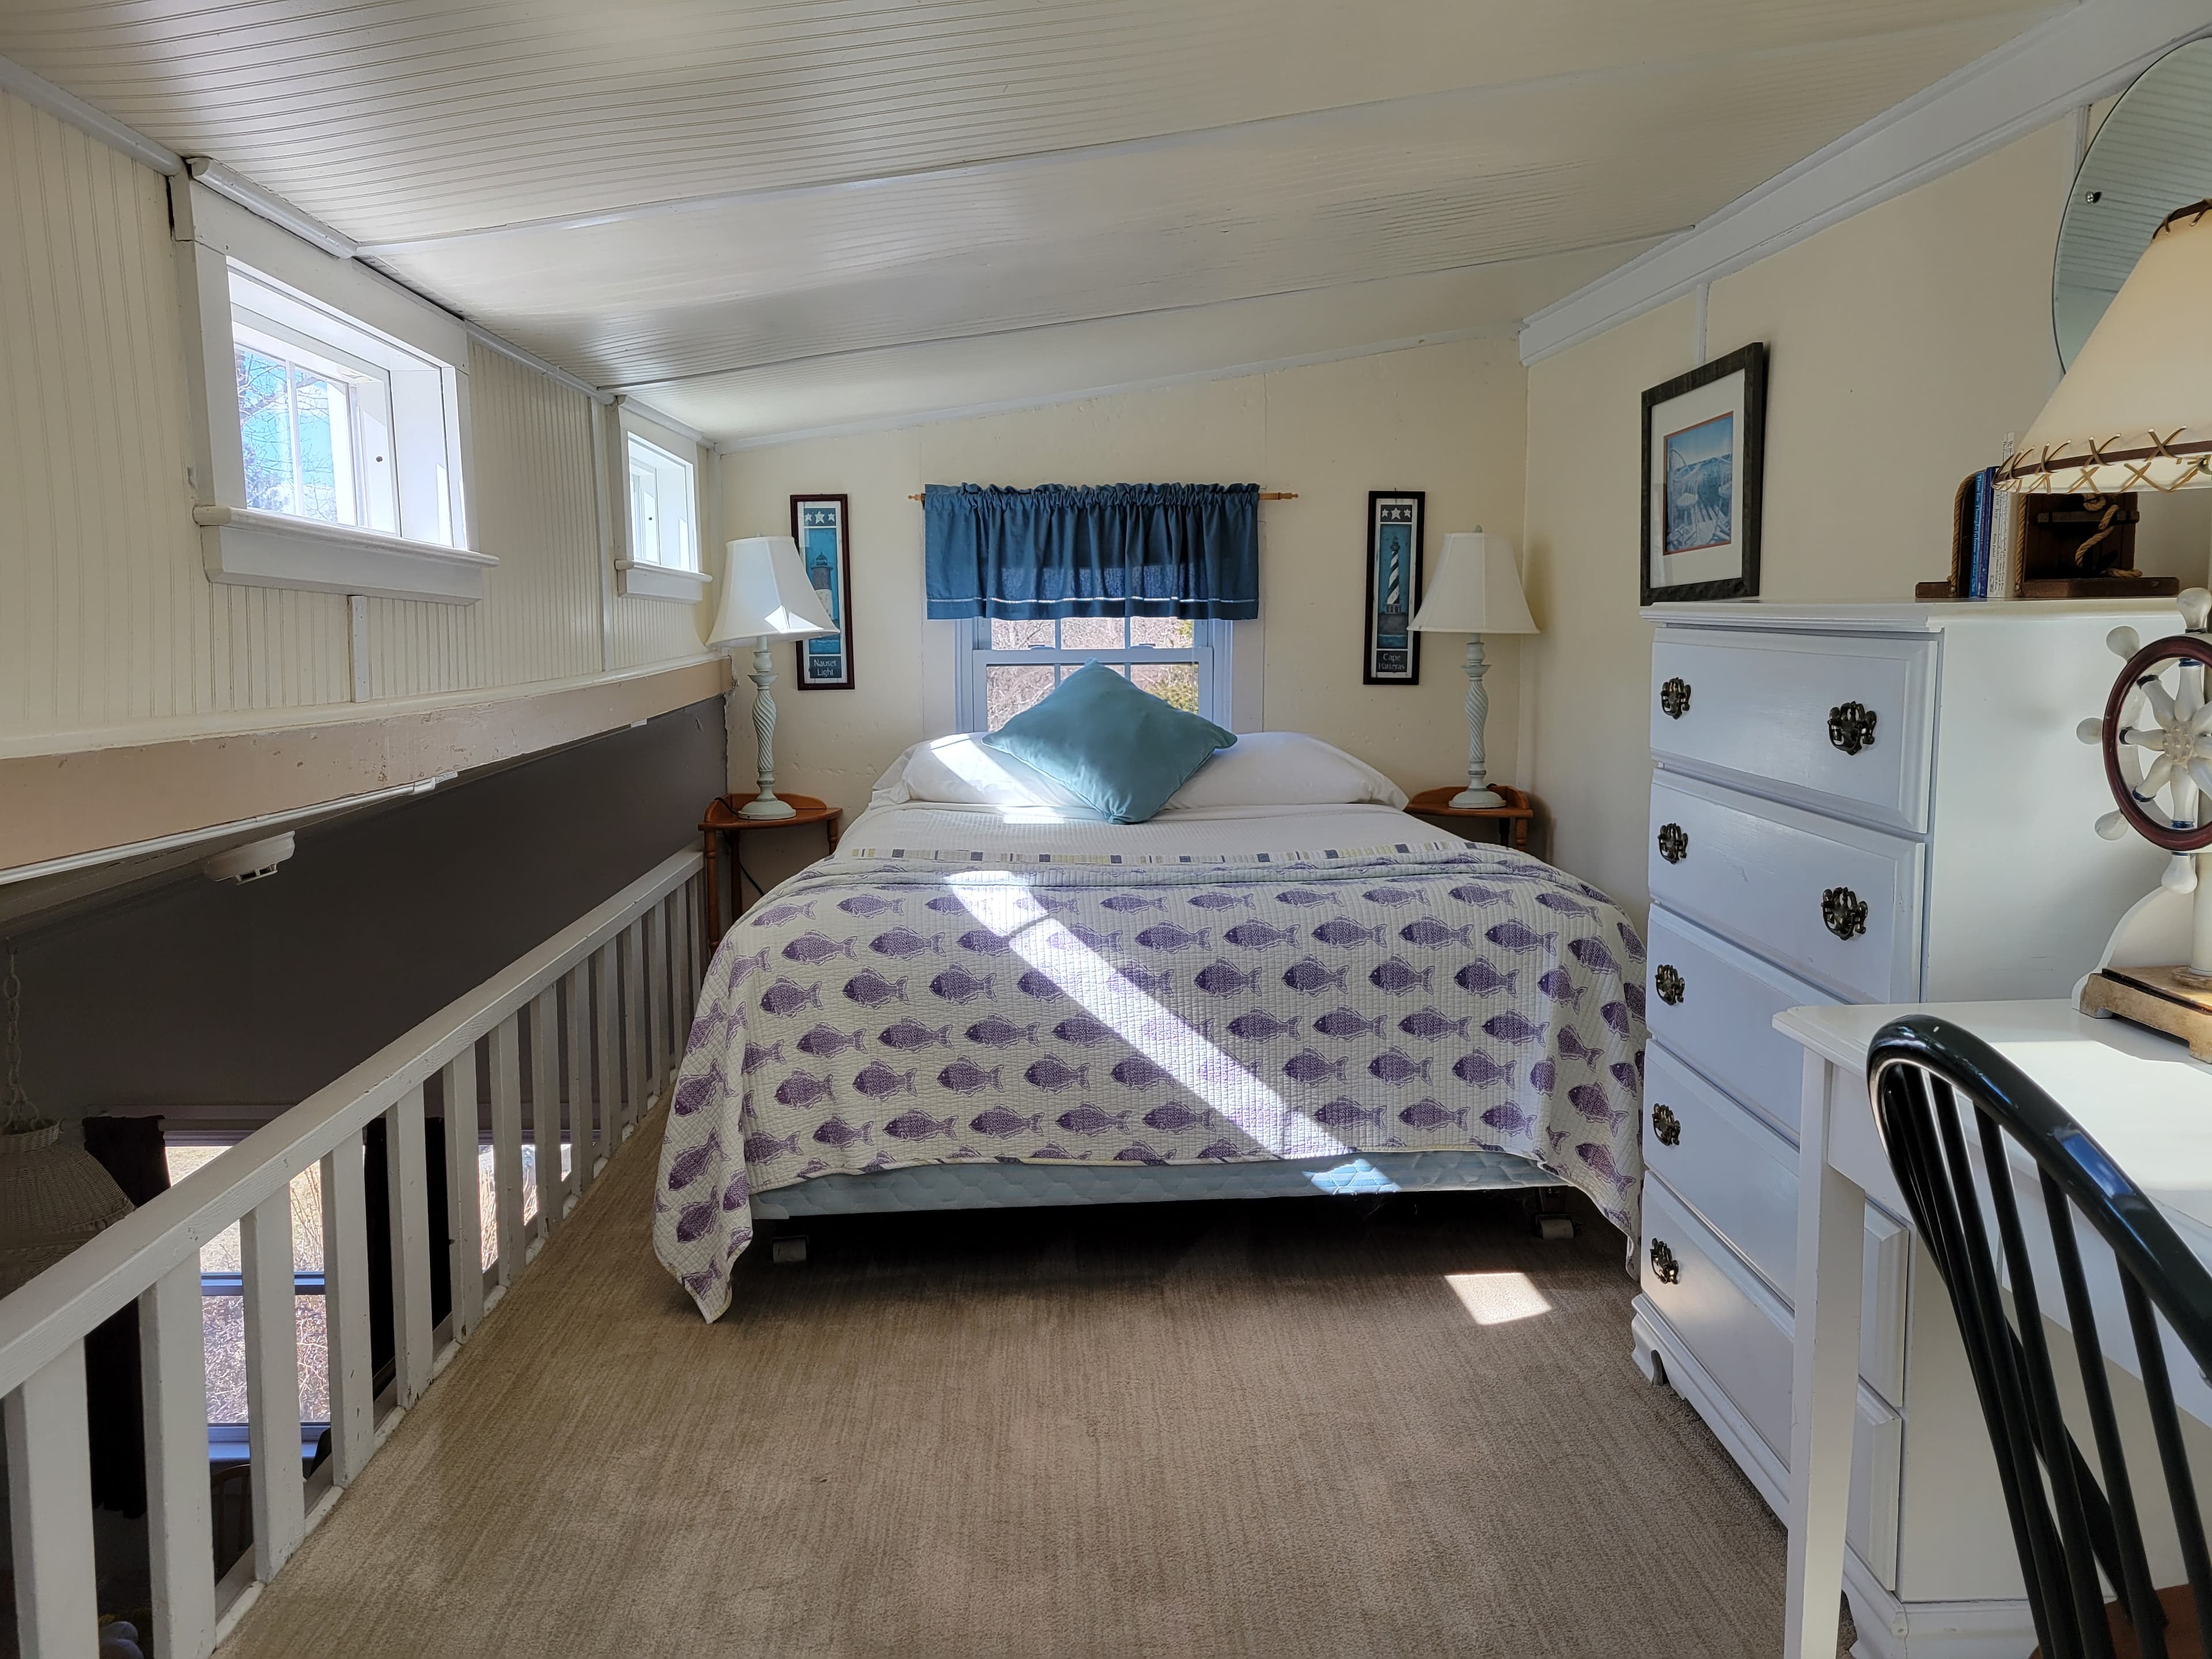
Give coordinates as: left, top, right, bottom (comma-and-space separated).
592, 944, 620, 1171
615, 559, 713, 603
564, 966, 593, 1198
142, 1259, 217, 1659
622, 922, 647, 1130
6, 1341, 99, 1658
242, 1194, 305, 1581
531, 986, 563, 1238
196, 505, 497, 605
488, 1014, 525, 1285
464, 321, 609, 406
441, 1047, 484, 1339
388, 1085, 435, 1407
1518, 0, 2212, 365
0, 51, 181, 173
320, 1130, 374, 1483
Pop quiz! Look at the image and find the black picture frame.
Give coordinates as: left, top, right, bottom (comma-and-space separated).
790, 494, 854, 690
1639, 342, 1767, 606
1363, 490, 1425, 685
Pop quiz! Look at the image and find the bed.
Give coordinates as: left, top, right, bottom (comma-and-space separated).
655, 734, 1647, 1320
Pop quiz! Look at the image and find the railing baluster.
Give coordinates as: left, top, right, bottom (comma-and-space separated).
530, 986, 562, 1239
593, 942, 620, 1160
142, 1258, 217, 1659
320, 1129, 373, 1482
6, 1340, 99, 1659
489, 1013, 525, 1286
679, 880, 699, 1018
565, 967, 593, 1196
622, 921, 647, 1131
387, 1084, 434, 1407
442, 1045, 484, 1339
242, 1192, 305, 1579
644, 900, 668, 1108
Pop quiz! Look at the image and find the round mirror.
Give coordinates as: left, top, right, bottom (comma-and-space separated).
2055, 38, 2212, 368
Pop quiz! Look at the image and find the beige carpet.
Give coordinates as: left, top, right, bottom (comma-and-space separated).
219, 1113, 1849, 1658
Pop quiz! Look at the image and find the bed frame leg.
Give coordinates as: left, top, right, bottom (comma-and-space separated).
770, 1234, 809, 1264
1529, 1188, 1575, 1240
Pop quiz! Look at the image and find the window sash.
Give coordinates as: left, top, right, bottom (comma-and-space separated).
625, 433, 698, 571
958, 616, 1223, 729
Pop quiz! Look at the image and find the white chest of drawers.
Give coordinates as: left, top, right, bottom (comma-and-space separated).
1633, 601, 2171, 1658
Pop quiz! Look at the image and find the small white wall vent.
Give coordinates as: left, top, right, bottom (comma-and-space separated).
200, 833, 296, 885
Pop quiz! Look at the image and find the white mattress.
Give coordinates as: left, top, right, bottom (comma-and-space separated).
837, 801, 1465, 861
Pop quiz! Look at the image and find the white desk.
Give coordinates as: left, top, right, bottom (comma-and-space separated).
1774, 999, 2212, 1659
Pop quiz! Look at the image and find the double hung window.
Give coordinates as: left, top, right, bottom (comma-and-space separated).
958, 615, 1225, 730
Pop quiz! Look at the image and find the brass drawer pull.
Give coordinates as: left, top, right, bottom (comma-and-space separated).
1828, 702, 1877, 755
1649, 1239, 1681, 1285
1650, 1104, 1681, 1146
1654, 964, 1685, 1006
1822, 887, 1869, 941
1660, 677, 1691, 719
1657, 823, 1687, 864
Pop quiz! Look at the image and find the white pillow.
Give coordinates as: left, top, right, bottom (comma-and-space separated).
1164, 731, 1407, 810
874, 734, 1104, 813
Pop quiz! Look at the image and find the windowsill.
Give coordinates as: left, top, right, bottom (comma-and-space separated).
615, 559, 713, 603
194, 504, 497, 604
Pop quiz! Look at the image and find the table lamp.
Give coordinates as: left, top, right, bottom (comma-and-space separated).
710, 536, 838, 820
1410, 529, 1538, 808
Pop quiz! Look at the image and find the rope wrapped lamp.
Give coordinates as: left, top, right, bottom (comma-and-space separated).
1998, 200, 2212, 497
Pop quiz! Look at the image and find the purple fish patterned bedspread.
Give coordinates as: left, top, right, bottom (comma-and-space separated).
654, 844, 1647, 1319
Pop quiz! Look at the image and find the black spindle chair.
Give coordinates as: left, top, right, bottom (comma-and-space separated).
1869, 1016, 2212, 1659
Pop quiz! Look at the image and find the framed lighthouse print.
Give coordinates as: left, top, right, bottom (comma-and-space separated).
1363, 490, 1425, 685
1640, 342, 1766, 605
790, 493, 854, 690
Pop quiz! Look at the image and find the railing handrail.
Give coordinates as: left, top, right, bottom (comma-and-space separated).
0, 846, 701, 1398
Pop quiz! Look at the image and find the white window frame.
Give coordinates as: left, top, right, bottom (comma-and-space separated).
954, 615, 1233, 732
177, 181, 491, 604
612, 400, 714, 604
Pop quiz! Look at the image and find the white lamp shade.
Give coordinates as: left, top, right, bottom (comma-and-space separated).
709, 536, 839, 646
1998, 199, 2212, 495
1410, 532, 1537, 635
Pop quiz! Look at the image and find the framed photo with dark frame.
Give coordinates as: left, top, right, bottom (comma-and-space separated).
1640, 342, 1767, 606
1363, 490, 1425, 684
790, 494, 854, 690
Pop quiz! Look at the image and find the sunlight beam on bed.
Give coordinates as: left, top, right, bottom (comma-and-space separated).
945, 870, 1350, 1159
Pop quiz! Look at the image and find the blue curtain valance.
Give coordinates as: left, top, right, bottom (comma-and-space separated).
924, 482, 1259, 620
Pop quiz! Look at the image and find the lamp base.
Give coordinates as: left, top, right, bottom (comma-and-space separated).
738, 792, 798, 821
1449, 787, 1506, 809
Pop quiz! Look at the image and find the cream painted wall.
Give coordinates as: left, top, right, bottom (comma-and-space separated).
721, 337, 1529, 842
1521, 119, 2212, 926
0, 86, 708, 769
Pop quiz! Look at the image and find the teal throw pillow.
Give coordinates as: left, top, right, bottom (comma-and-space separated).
979, 660, 1236, 823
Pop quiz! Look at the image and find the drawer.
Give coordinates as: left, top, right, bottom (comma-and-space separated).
1641, 1178, 1901, 1588
1650, 772, 1923, 1004
1646, 906, 1832, 1135
1643, 1049, 1908, 1403
1650, 627, 1936, 833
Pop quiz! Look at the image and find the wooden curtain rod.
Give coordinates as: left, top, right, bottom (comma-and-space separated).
906, 491, 1296, 501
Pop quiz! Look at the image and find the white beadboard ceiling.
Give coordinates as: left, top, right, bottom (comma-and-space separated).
0, 0, 2060, 443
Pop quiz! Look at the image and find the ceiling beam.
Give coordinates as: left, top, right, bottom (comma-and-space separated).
1518, 0, 2212, 364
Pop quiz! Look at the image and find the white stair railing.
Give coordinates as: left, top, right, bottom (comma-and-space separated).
0, 849, 707, 1659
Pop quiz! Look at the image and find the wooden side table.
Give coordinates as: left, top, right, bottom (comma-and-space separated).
1407, 784, 1536, 853
699, 793, 843, 956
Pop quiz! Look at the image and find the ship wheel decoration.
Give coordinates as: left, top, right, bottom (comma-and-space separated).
2078, 589, 2212, 892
